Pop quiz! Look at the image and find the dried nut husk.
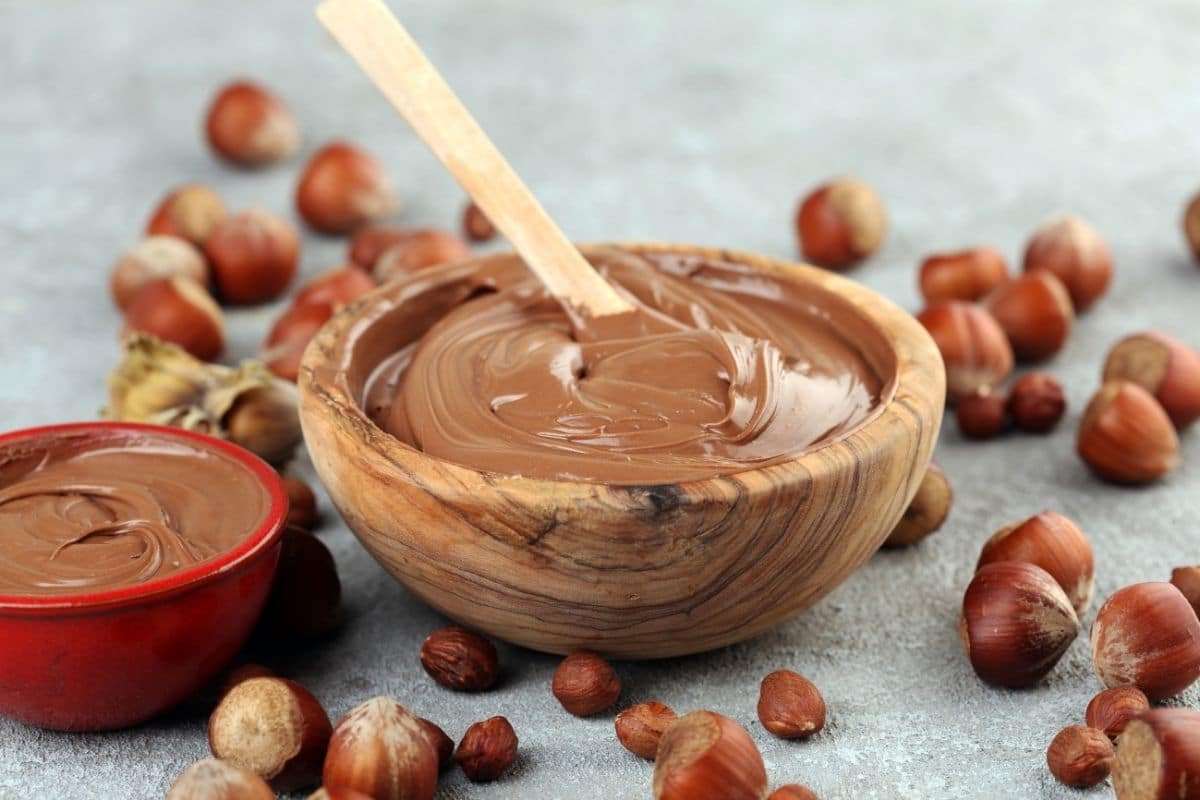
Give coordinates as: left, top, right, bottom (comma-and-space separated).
104, 334, 302, 465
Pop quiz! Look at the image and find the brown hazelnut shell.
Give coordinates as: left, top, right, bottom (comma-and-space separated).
1090, 582, 1200, 701
919, 246, 1009, 305
985, 270, 1075, 362
1046, 724, 1114, 788
205, 80, 300, 167
204, 208, 299, 305
959, 561, 1080, 688
1103, 331, 1200, 430
615, 701, 677, 760
757, 669, 826, 739
1023, 214, 1113, 311
323, 697, 438, 800
795, 177, 886, 271
146, 184, 227, 246
1085, 685, 1150, 741
296, 142, 397, 234
916, 301, 1014, 401
208, 676, 332, 792
454, 716, 518, 782
121, 276, 225, 362
1006, 372, 1066, 433
262, 302, 336, 383
419, 626, 499, 692
1077, 380, 1181, 484
552, 650, 621, 716
976, 511, 1094, 615
1113, 708, 1200, 800
652, 710, 768, 800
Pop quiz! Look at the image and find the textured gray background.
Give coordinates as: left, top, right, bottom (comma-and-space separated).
1, 0, 1198, 797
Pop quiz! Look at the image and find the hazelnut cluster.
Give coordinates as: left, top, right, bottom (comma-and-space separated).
951, 504, 1200, 790
111, 78, 484, 396
1076, 331, 1199, 484
912, 214, 1110, 401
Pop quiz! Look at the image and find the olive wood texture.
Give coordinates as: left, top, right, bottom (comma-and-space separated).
299, 243, 945, 658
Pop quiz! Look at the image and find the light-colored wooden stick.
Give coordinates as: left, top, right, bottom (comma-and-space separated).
316, 0, 634, 318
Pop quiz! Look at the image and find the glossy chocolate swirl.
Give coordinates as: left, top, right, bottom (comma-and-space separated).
0, 438, 270, 596
375, 250, 885, 482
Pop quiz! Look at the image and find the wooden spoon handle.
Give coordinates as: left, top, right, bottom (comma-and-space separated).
316, 0, 634, 318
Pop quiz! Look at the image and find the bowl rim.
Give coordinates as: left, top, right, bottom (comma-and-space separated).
301, 241, 945, 492
0, 421, 288, 614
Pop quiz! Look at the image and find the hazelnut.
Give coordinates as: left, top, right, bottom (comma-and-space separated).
1077, 380, 1181, 485
372, 229, 472, 282
1046, 724, 1114, 788
146, 184, 227, 247
208, 677, 332, 792
323, 697, 438, 800
415, 718, 454, 771
111, 236, 210, 310
918, 247, 1009, 305
757, 669, 826, 739
223, 383, 303, 467
296, 142, 397, 234
347, 225, 409, 270
1091, 582, 1200, 701
956, 389, 1008, 440
204, 208, 299, 304
976, 511, 1094, 615
454, 716, 518, 782
294, 266, 378, 310
166, 758, 274, 800
769, 786, 820, 800
959, 561, 1080, 688
1113, 708, 1200, 799
205, 80, 300, 168
1086, 686, 1150, 741
1184, 192, 1200, 262
258, 526, 342, 644
794, 177, 886, 270
419, 626, 499, 691
985, 270, 1075, 362
883, 462, 953, 547
652, 710, 768, 800
552, 650, 621, 717
462, 200, 497, 242
262, 302, 335, 383
283, 476, 318, 530
1006, 372, 1066, 433
1102, 331, 1200, 430
1170, 566, 1200, 618
615, 701, 677, 760
916, 301, 1014, 401
121, 277, 225, 362
1023, 214, 1113, 311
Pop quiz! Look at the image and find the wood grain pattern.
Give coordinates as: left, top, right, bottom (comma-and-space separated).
298, 243, 945, 658
316, 0, 634, 319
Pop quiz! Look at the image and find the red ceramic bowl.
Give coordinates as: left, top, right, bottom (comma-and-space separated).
0, 422, 287, 731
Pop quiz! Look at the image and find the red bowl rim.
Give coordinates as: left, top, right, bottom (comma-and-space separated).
0, 421, 288, 614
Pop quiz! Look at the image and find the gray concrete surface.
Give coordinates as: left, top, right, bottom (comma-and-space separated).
2, 0, 1199, 797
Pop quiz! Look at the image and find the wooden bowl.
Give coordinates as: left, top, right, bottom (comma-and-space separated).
299, 243, 944, 658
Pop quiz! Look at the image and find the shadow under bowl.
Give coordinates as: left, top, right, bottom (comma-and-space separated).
299, 243, 944, 658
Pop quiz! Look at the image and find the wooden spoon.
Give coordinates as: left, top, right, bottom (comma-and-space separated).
316, 0, 634, 321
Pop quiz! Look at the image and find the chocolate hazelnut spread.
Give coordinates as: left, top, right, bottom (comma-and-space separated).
0, 432, 271, 596
361, 248, 889, 482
